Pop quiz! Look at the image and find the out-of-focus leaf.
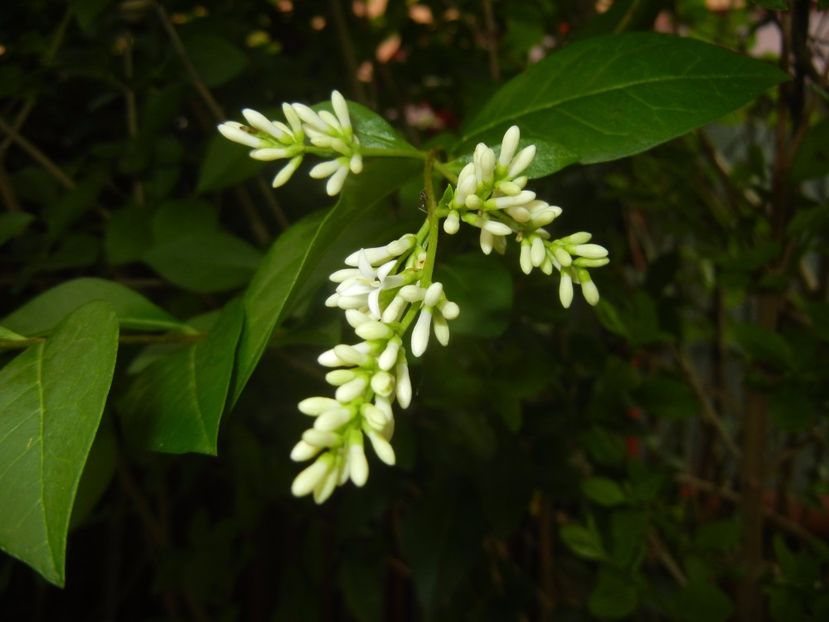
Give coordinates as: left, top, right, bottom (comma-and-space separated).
582, 476, 627, 506
105, 206, 153, 265
589, 567, 639, 619
0, 212, 34, 248
231, 158, 419, 403
0, 301, 118, 586
3, 278, 183, 335
674, 579, 734, 622
560, 523, 606, 561
732, 323, 794, 370
71, 0, 114, 30
151, 199, 219, 243
435, 253, 513, 338
636, 375, 698, 420
182, 34, 248, 88
458, 33, 787, 176
196, 135, 265, 193
120, 299, 243, 455
143, 232, 262, 293
791, 118, 829, 182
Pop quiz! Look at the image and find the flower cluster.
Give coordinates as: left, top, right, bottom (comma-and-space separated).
443, 126, 609, 308
218, 90, 362, 196
291, 234, 459, 503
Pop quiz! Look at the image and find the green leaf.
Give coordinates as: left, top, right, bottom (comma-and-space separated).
105, 206, 153, 265
582, 476, 627, 506
434, 253, 513, 338
0, 212, 34, 249
151, 199, 219, 243
675, 579, 734, 622
143, 232, 262, 293
0, 301, 118, 586
560, 523, 606, 561
2, 278, 184, 335
120, 299, 244, 455
750, 0, 789, 9
196, 134, 265, 194
182, 34, 248, 88
790, 117, 829, 182
457, 33, 787, 175
731, 323, 794, 370
231, 158, 419, 403
636, 375, 699, 420
0, 326, 26, 341
589, 567, 639, 619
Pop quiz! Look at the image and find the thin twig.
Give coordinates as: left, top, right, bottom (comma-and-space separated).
155, 1, 288, 233
0, 115, 75, 190
649, 534, 687, 586
673, 344, 741, 457
481, 0, 501, 82
0, 160, 21, 211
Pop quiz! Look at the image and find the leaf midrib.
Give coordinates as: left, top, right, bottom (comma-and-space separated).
461, 72, 774, 144
34, 342, 57, 574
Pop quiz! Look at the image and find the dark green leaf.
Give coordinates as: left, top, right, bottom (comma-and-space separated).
791, 118, 829, 181
143, 232, 262, 293
183, 34, 248, 88
675, 580, 734, 622
0, 301, 118, 586
750, 0, 789, 10
560, 523, 606, 560
105, 206, 153, 265
231, 158, 419, 403
0, 212, 34, 248
314, 100, 416, 153
732, 323, 794, 370
636, 375, 698, 420
589, 566, 639, 618
151, 199, 219, 243
582, 476, 627, 506
196, 135, 265, 194
435, 253, 513, 338
120, 299, 243, 455
3, 278, 184, 335
458, 33, 787, 175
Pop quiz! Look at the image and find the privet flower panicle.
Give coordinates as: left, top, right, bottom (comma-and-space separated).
446, 125, 609, 309
218, 90, 362, 195
292, 230, 459, 503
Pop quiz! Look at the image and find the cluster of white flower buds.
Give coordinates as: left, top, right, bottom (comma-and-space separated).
291, 233, 459, 503
218, 90, 362, 196
444, 126, 609, 308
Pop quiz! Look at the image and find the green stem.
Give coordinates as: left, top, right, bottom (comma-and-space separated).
361, 147, 427, 160
0, 332, 206, 350
433, 160, 458, 184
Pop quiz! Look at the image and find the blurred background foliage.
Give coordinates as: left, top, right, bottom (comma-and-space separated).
1, 0, 829, 620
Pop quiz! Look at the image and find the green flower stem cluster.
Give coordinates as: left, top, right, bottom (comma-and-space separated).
218, 93, 609, 502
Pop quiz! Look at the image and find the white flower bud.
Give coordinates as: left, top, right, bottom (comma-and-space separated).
290, 440, 321, 462
399, 285, 423, 302
491, 190, 536, 210
482, 219, 513, 236
411, 308, 432, 357
531, 236, 546, 267
355, 320, 393, 341
299, 396, 341, 416
572, 243, 608, 259
582, 279, 600, 306
282, 102, 303, 135
381, 295, 407, 324
499, 125, 520, 167
292, 454, 334, 497
250, 147, 294, 160
349, 153, 363, 174
395, 355, 412, 408
331, 90, 352, 129
433, 314, 450, 346
302, 429, 339, 447
348, 436, 369, 487
326, 165, 349, 196
242, 108, 288, 140
465, 194, 483, 210
325, 369, 357, 386
559, 271, 574, 309
318, 110, 342, 132
314, 407, 353, 431
313, 466, 338, 504
362, 403, 389, 430
444, 210, 460, 234
335, 376, 368, 402
217, 121, 264, 148
333, 344, 368, 366
563, 231, 592, 245
366, 429, 396, 465
507, 206, 531, 223
370, 370, 395, 397
439, 300, 460, 320
318, 348, 345, 367
378, 339, 401, 371
574, 257, 610, 268
496, 180, 522, 196
345, 308, 371, 328
519, 241, 533, 275
553, 246, 572, 267
424, 282, 444, 308
480, 229, 494, 255
507, 145, 536, 178
310, 159, 343, 179
292, 102, 328, 132
272, 155, 303, 188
